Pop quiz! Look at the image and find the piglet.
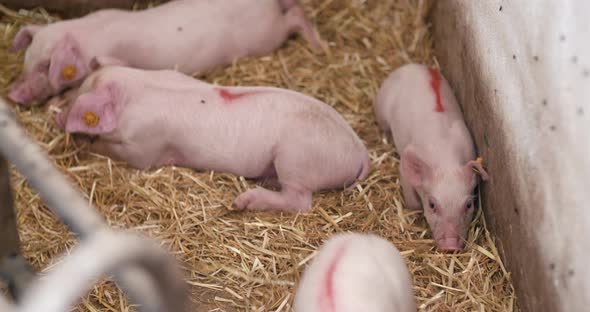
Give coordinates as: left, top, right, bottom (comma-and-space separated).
374, 63, 489, 251
294, 233, 416, 312
55, 65, 370, 213
8, 0, 322, 105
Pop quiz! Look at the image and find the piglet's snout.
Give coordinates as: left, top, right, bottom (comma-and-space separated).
7, 87, 26, 104
435, 222, 465, 252
8, 74, 51, 104
436, 237, 464, 252
8, 77, 29, 104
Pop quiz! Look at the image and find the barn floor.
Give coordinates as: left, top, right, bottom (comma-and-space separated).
0, 1, 516, 311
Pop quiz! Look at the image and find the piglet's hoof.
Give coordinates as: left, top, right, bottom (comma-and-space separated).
231, 200, 245, 211
233, 190, 258, 211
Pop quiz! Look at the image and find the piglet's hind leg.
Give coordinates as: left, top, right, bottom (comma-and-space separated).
233, 185, 312, 213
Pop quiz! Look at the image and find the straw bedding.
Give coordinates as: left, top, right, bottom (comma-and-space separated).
0, 1, 517, 311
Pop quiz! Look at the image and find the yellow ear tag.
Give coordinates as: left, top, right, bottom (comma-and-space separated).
83, 111, 99, 127
61, 65, 77, 80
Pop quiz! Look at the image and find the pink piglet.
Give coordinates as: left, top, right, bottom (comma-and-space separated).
55, 65, 369, 213
294, 233, 416, 312
374, 64, 489, 251
8, 0, 323, 105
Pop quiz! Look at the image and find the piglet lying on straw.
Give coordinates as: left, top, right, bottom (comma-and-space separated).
374, 63, 489, 252
55, 65, 369, 213
294, 233, 416, 312
8, 0, 323, 105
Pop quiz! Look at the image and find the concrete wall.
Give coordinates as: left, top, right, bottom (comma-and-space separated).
432, 1, 590, 311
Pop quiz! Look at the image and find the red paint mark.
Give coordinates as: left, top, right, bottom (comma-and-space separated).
428, 68, 444, 112
319, 243, 348, 312
216, 88, 252, 103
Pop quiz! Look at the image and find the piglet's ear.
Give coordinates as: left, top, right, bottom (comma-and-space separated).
10, 25, 43, 52
465, 158, 490, 182
401, 145, 433, 188
64, 83, 120, 135
48, 34, 86, 90
89, 56, 128, 71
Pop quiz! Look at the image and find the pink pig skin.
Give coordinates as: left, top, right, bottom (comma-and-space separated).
294, 233, 416, 312
57, 66, 370, 213
374, 63, 489, 252
8, 0, 322, 105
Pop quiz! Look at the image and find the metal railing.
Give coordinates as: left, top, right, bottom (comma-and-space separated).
0, 98, 188, 312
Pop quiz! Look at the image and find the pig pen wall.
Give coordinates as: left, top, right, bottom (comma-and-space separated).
431, 1, 590, 311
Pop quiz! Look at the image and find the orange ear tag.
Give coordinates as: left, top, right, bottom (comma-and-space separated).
61, 65, 77, 80
83, 111, 99, 127
472, 157, 484, 174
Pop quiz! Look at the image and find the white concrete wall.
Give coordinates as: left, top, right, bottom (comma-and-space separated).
432, 1, 590, 311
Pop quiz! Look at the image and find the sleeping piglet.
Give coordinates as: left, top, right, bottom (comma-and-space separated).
374, 63, 489, 251
8, 0, 322, 105
55, 65, 370, 213
294, 233, 416, 312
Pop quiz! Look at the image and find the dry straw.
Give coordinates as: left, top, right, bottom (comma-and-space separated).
0, 0, 516, 311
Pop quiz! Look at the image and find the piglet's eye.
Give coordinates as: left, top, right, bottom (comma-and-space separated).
465, 199, 475, 210
428, 199, 436, 210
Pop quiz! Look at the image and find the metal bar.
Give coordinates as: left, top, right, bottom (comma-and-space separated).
0, 155, 35, 300
0, 156, 21, 261
18, 230, 188, 312
0, 254, 35, 302
0, 294, 13, 312
0, 101, 105, 238
0, 99, 187, 311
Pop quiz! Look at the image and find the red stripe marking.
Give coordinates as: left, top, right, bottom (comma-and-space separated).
428, 68, 444, 112
319, 243, 348, 312
216, 88, 252, 103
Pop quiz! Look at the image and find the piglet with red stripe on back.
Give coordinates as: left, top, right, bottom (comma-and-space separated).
294, 233, 416, 312
54, 63, 370, 213
374, 63, 489, 252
